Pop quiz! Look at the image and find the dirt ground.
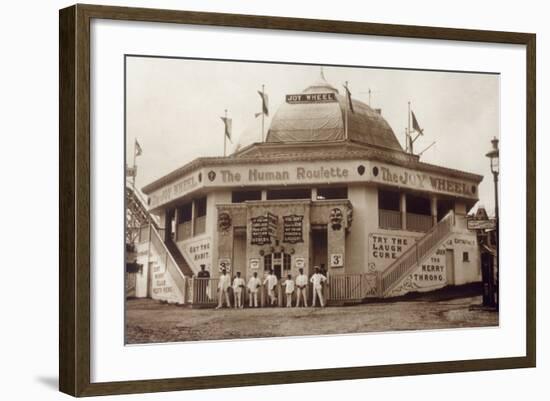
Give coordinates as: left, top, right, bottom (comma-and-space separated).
125, 295, 498, 344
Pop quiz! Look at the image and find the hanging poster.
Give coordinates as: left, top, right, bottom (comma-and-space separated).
283, 214, 304, 244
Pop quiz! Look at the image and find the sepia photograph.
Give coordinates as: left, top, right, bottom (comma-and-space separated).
124, 56, 500, 345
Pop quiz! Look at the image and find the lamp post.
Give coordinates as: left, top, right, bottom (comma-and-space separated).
485, 137, 499, 309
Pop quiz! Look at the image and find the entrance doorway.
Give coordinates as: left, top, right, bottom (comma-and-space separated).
311, 228, 327, 272
273, 263, 282, 279
232, 229, 246, 276
264, 252, 291, 279
446, 249, 455, 285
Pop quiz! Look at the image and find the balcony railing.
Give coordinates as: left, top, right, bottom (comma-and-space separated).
194, 215, 206, 235
379, 209, 402, 230
177, 221, 192, 241
406, 212, 433, 232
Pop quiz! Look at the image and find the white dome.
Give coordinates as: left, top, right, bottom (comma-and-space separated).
231, 114, 272, 153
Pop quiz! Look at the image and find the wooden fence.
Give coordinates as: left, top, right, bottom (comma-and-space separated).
187, 273, 380, 307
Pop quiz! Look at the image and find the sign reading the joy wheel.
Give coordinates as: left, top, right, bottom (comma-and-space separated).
330, 253, 344, 268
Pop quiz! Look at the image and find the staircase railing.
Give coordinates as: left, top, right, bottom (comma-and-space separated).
149, 224, 188, 303
380, 210, 454, 296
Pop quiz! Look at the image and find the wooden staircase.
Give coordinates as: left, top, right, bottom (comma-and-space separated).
380, 211, 455, 297
165, 238, 195, 277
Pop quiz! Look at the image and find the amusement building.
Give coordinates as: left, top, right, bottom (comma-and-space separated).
126, 71, 486, 307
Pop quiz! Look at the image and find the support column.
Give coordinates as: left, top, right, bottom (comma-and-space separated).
327, 224, 345, 273
400, 193, 407, 231
174, 207, 180, 241
311, 188, 318, 201
431, 195, 438, 226
261, 190, 267, 201
190, 200, 195, 237
164, 209, 171, 242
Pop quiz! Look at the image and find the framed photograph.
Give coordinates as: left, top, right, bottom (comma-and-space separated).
59, 4, 536, 397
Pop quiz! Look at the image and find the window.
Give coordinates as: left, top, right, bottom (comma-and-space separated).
232, 190, 262, 203
378, 189, 401, 230
463, 251, 470, 262
378, 189, 400, 211
193, 197, 207, 236
437, 199, 455, 221
317, 186, 348, 200
406, 194, 432, 232
267, 188, 311, 200
195, 197, 207, 218
283, 253, 291, 270
406, 194, 431, 215
178, 202, 192, 223
264, 254, 272, 272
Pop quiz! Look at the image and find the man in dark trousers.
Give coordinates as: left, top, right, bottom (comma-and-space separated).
197, 264, 210, 278
197, 264, 211, 300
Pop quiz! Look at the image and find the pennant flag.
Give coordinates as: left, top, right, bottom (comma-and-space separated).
344, 83, 354, 113
258, 90, 269, 116
411, 110, 424, 135
134, 139, 143, 156
220, 116, 232, 142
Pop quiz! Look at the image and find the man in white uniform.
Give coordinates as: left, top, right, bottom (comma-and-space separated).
295, 268, 308, 308
215, 269, 232, 309
310, 266, 327, 307
232, 271, 245, 309
283, 274, 295, 307
247, 271, 261, 308
263, 270, 278, 306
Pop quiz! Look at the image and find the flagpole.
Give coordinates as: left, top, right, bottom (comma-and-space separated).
344, 81, 349, 140
407, 101, 412, 154
132, 139, 137, 189
224, 109, 227, 157
261, 84, 265, 142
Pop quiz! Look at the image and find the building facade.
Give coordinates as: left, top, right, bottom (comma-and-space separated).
133, 73, 483, 305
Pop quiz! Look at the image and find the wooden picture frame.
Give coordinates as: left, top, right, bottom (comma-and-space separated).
59, 3, 536, 397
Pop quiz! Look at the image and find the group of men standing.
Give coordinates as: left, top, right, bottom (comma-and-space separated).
204, 265, 328, 309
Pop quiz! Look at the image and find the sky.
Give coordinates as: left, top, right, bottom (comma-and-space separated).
126, 56, 499, 214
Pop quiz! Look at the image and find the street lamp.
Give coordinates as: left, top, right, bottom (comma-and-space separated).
486, 137, 499, 220
485, 137, 499, 309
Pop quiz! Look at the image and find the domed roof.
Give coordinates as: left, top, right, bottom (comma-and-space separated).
266, 71, 403, 152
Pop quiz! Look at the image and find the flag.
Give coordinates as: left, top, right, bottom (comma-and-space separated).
344, 83, 354, 113
134, 139, 142, 156
258, 89, 269, 116
411, 110, 424, 135
220, 116, 232, 142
